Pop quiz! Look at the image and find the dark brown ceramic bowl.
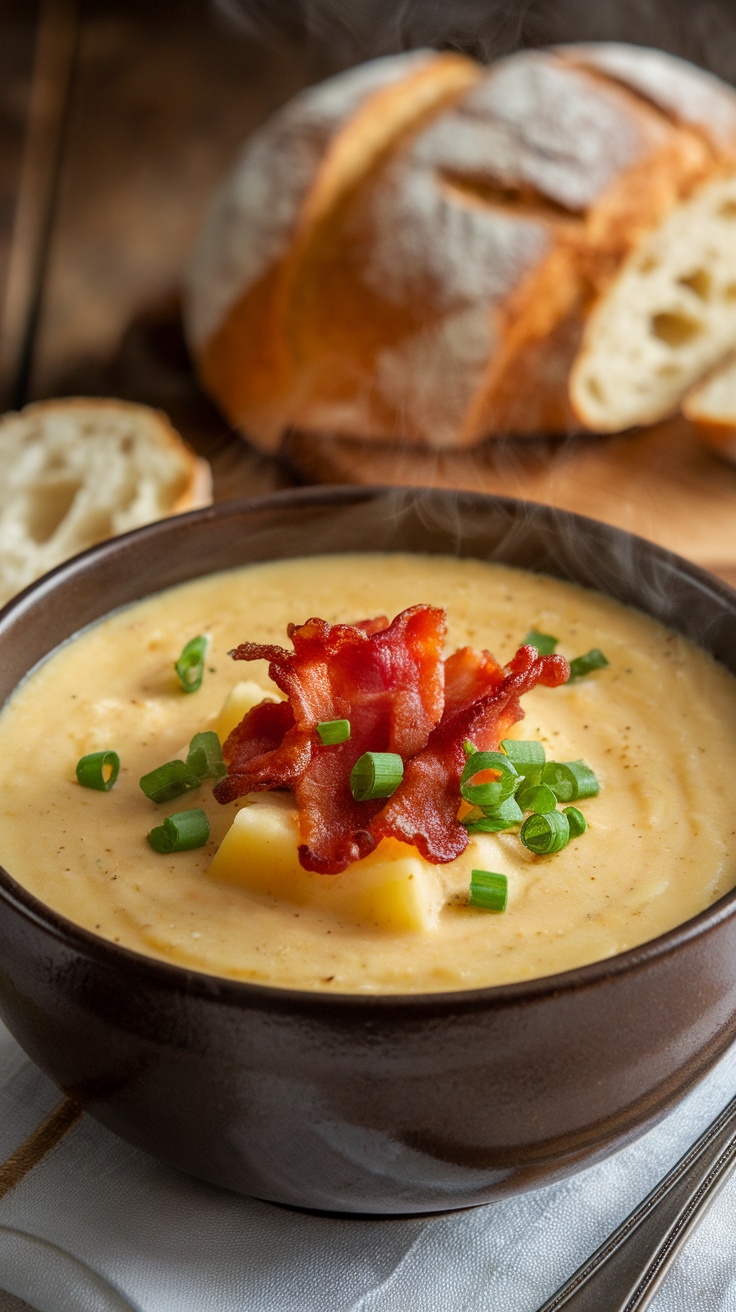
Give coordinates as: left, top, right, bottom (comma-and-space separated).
1, 486, 735, 1215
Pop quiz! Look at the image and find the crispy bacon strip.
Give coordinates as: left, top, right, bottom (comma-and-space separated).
217, 700, 302, 799
443, 645, 505, 713
371, 647, 569, 863
214, 605, 446, 872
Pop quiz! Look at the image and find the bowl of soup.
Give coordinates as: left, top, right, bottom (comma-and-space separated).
0, 485, 735, 1215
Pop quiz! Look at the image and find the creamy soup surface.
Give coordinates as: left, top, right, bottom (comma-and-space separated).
1, 553, 735, 994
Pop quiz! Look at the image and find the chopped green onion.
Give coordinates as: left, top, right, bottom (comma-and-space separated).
568, 648, 609, 681
350, 752, 404, 801
460, 751, 518, 808
464, 797, 523, 832
523, 630, 558, 655
140, 759, 201, 804
501, 739, 546, 769
317, 719, 351, 746
148, 808, 210, 853
564, 806, 587, 838
520, 810, 570, 855
516, 783, 557, 814
541, 760, 599, 802
175, 634, 209, 693
186, 731, 226, 781
468, 869, 508, 912
501, 738, 545, 786
76, 750, 120, 792
463, 739, 476, 758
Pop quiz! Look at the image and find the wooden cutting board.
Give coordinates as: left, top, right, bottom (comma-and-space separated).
284, 416, 736, 587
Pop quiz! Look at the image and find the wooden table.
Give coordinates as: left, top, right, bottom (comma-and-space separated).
0, 0, 310, 503
3, 0, 736, 588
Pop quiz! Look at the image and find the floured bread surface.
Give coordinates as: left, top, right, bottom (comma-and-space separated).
185, 50, 453, 349
561, 43, 736, 145
187, 50, 478, 449
0, 398, 211, 606
570, 174, 736, 431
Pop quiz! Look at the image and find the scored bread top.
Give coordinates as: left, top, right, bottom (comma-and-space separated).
316, 47, 687, 446
186, 49, 479, 449
0, 398, 212, 606
187, 44, 736, 450
561, 43, 736, 145
186, 50, 468, 348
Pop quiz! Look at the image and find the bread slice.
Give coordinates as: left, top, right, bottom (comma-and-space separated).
0, 398, 212, 606
570, 172, 736, 432
682, 354, 736, 461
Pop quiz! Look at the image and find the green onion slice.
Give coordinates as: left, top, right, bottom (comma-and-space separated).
464, 797, 523, 833
541, 760, 599, 802
175, 634, 209, 693
501, 738, 546, 769
460, 751, 518, 808
568, 648, 609, 681
350, 752, 404, 801
186, 731, 226, 781
463, 739, 476, 758
148, 808, 210, 853
516, 783, 557, 814
520, 810, 570, 855
468, 869, 508, 912
500, 738, 545, 787
316, 719, 351, 746
522, 630, 558, 655
140, 759, 201, 804
76, 750, 120, 792
564, 806, 587, 838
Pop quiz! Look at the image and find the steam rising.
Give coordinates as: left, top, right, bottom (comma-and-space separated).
215, 0, 736, 81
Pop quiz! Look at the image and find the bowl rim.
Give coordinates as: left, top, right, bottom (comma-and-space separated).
1, 482, 735, 1013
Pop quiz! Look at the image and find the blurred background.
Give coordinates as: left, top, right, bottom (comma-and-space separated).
3, 0, 736, 516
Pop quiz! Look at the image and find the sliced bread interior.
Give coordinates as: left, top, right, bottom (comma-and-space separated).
570, 173, 736, 432
682, 354, 736, 461
0, 398, 212, 605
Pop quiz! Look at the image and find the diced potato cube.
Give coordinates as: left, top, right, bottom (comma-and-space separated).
216, 680, 279, 743
208, 794, 443, 932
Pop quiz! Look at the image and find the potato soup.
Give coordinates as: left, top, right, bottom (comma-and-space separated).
0, 553, 734, 994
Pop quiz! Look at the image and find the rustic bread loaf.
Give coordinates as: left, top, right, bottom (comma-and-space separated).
186, 50, 480, 449
682, 355, 736, 462
0, 398, 212, 606
186, 44, 736, 450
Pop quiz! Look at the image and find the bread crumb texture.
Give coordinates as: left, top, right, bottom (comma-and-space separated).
571, 175, 736, 430
0, 398, 211, 605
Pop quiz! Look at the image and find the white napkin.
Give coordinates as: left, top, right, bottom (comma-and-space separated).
0, 1014, 734, 1312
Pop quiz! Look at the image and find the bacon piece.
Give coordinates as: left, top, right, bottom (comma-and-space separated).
443, 645, 505, 714
371, 647, 569, 863
354, 616, 389, 635
215, 700, 302, 803
214, 605, 446, 872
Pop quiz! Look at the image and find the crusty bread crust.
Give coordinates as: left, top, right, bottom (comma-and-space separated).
188, 51, 478, 451
0, 398, 212, 605
187, 45, 736, 450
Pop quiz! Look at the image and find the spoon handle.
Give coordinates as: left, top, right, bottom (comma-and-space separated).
537, 1090, 736, 1312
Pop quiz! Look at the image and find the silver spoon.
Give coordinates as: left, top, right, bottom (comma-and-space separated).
537, 1090, 736, 1312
